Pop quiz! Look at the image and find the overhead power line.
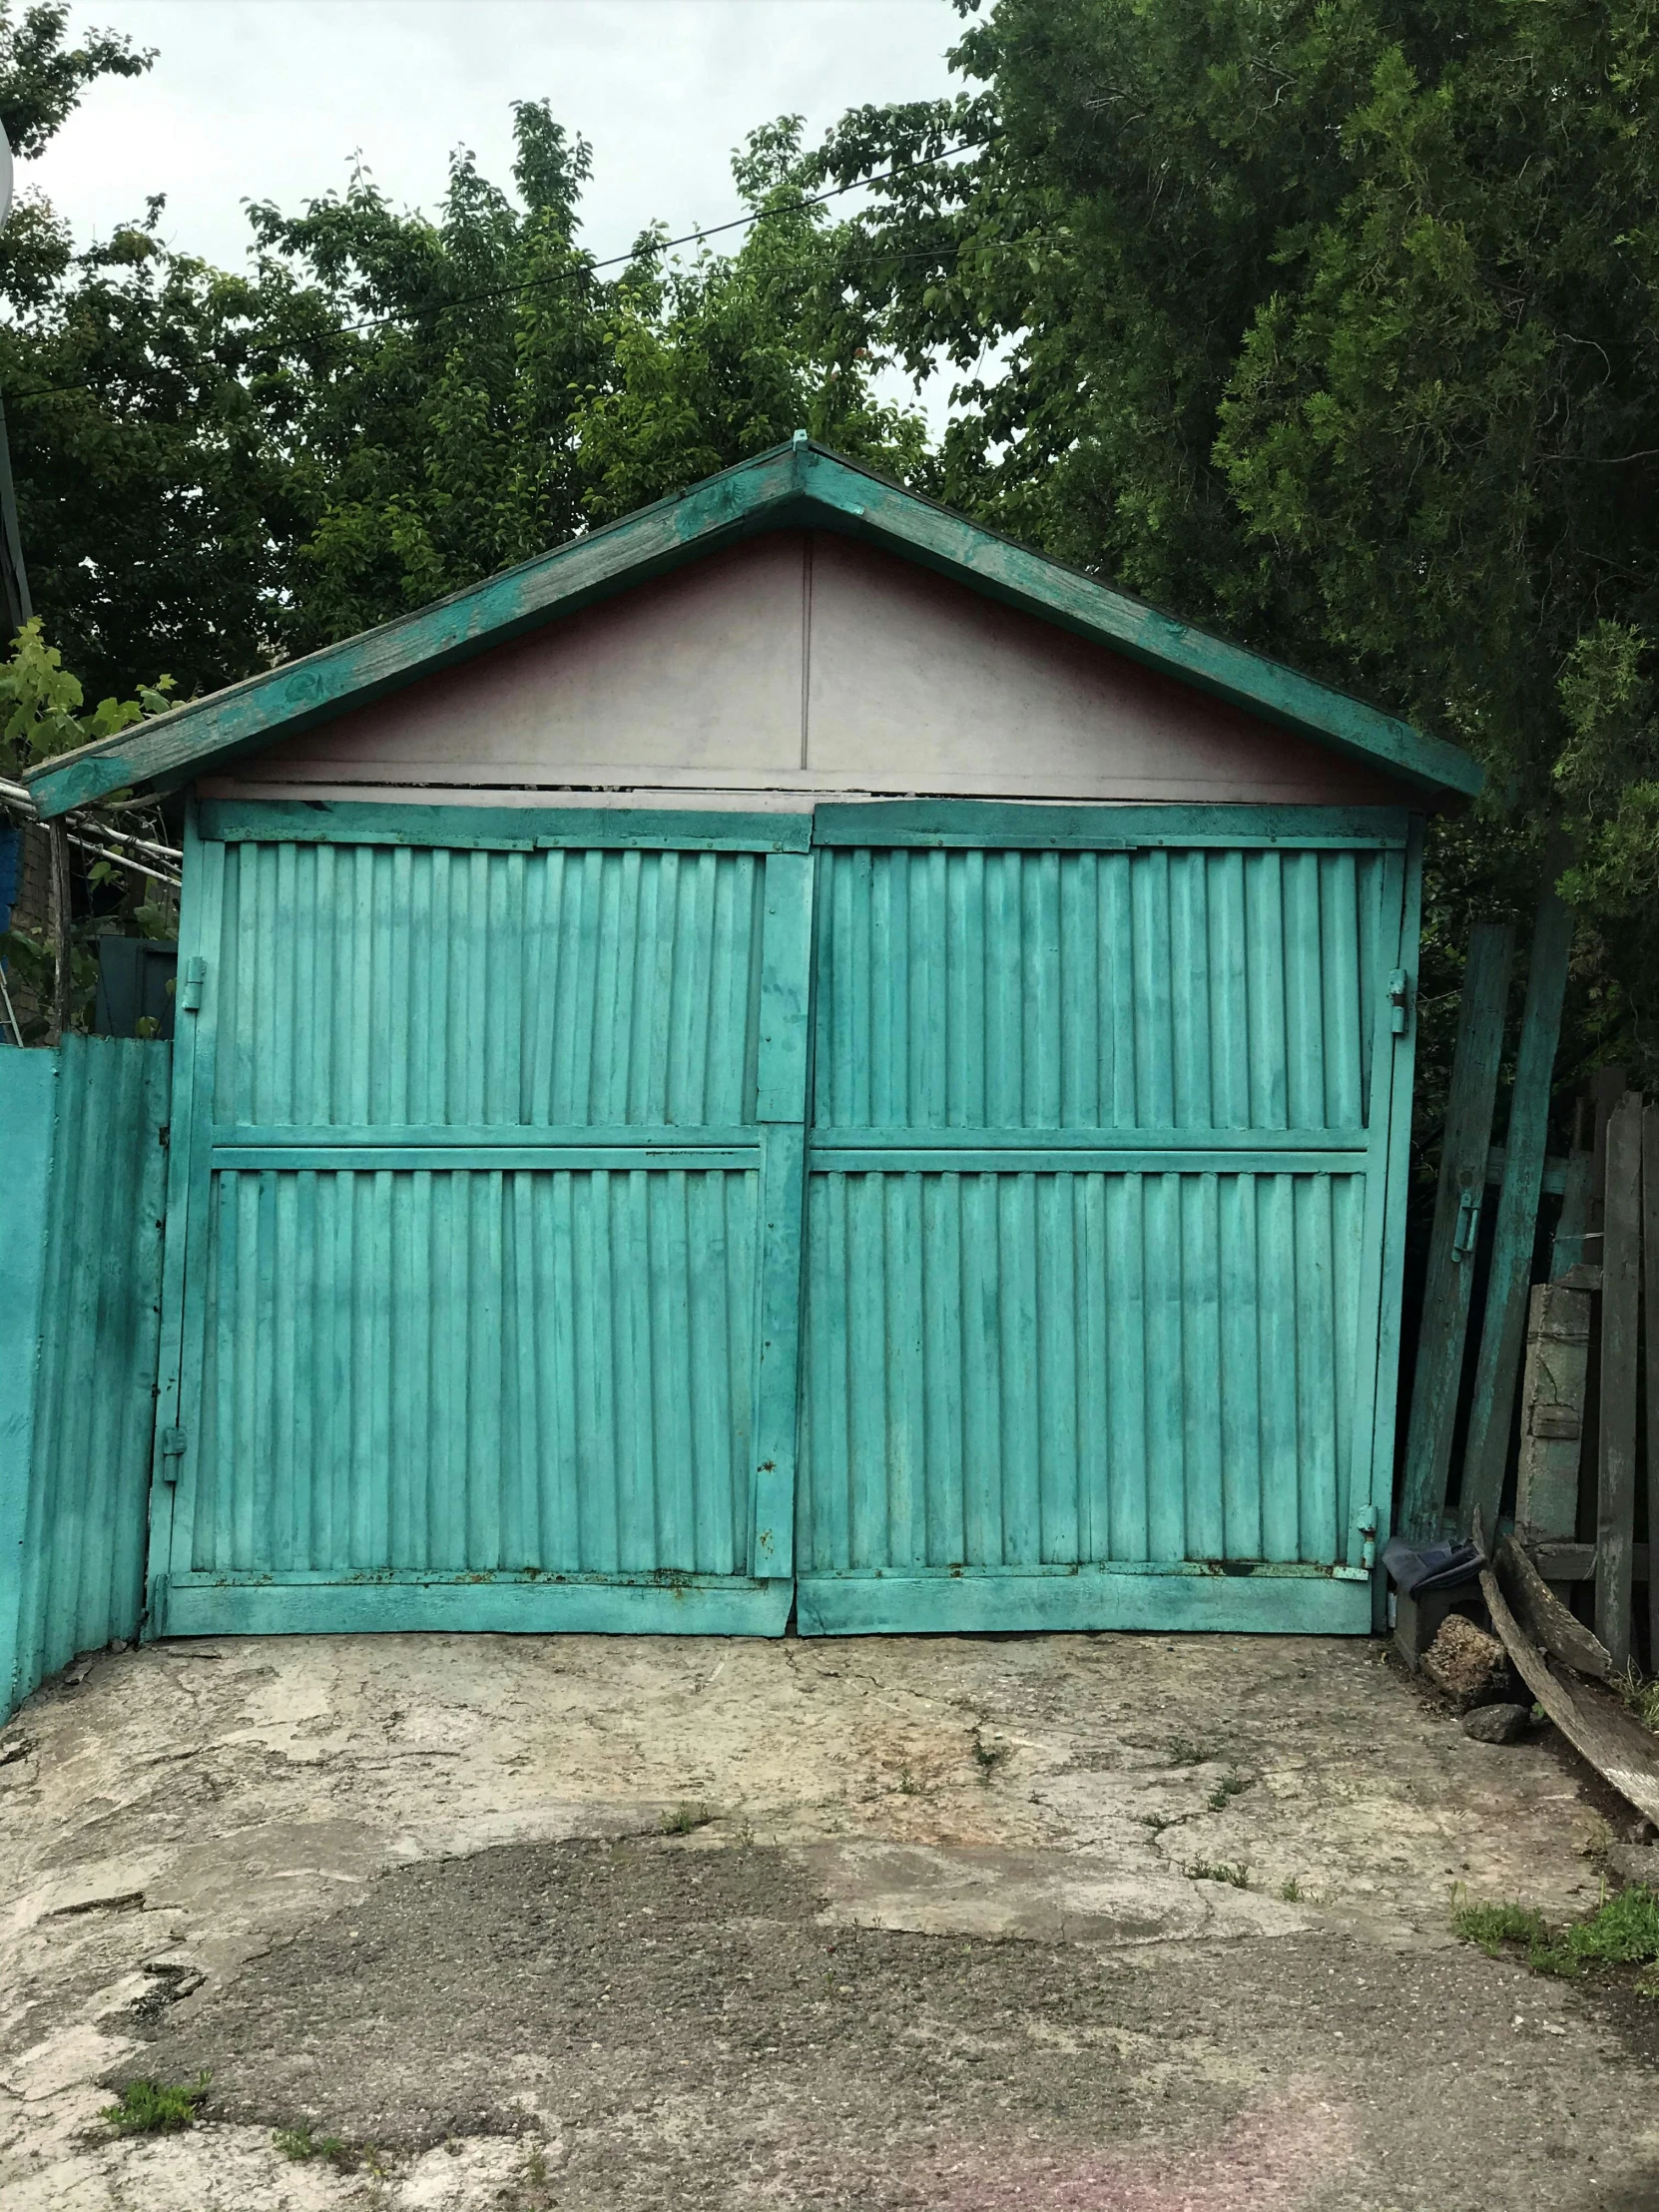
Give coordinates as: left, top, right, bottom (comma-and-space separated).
2, 138, 989, 406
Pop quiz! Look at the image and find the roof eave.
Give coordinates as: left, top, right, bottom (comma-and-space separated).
25, 438, 1482, 816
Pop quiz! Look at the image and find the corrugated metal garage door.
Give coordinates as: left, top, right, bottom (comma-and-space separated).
152, 803, 1413, 1638
794, 813, 1414, 1634
154, 815, 813, 1634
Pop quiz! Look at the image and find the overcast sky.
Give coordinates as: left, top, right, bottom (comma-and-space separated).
28, 1, 966, 275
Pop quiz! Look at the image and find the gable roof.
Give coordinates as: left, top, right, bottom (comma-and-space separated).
26, 435, 1482, 817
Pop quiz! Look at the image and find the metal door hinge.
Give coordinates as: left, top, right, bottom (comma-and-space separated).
159, 1427, 187, 1481
1387, 967, 1410, 1034
180, 956, 206, 1012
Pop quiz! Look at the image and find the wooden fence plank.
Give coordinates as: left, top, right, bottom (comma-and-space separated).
1398, 920, 1514, 1540
1514, 1283, 1591, 1551
1597, 1092, 1643, 1670
1460, 895, 1575, 1536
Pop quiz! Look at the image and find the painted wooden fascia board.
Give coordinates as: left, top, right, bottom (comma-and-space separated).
27, 433, 1482, 815
26, 443, 813, 817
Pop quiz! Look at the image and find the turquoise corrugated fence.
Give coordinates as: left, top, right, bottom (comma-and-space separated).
0, 1038, 171, 1716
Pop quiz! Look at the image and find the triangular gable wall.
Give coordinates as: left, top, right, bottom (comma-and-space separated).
205, 531, 1411, 810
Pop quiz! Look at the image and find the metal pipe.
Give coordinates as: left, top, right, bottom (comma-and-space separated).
64, 830, 181, 889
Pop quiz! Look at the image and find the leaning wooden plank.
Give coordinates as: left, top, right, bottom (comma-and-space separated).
1645, 1102, 1659, 1673
1597, 1092, 1643, 1671
1460, 896, 1575, 1536
1496, 1534, 1611, 1681
1549, 1144, 1594, 1280
1481, 1564, 1659, 1827
1513, 1282, 1591, 1553
1398, 920, 1515, 1541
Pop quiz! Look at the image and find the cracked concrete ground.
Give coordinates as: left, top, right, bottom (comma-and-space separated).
1, 1630, 1656, 2210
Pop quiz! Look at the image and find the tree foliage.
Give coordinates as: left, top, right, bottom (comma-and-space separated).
811, 0, 1659, 1075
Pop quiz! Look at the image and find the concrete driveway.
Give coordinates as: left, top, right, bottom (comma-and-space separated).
1, 1630, 1655, 2210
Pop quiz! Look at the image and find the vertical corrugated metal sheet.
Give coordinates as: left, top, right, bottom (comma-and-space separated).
800, 842, 1383, 1579
800, 1166, 1364, 1573
189, 1164, 758, 1576
209, 841, 764, 1126
3, 1039, 169, 1710
813, 845, 1381, 1130
177, 836, 769, 1596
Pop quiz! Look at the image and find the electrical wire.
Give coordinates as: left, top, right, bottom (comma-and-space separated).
2, 138, 990, 406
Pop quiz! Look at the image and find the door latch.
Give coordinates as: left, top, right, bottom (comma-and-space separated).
1452, 1183, 1481, 1262
180, 956, 206, 1012
1387, 967, 1410, 1034
159, 1427, 187, 1481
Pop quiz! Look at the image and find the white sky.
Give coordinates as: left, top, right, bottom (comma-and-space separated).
29, 0, 965, 276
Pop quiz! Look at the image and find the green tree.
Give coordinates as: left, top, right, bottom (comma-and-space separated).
812, 0, 1659, 1074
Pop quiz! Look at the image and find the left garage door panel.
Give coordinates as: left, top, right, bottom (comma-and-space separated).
155, 826, 799, 1637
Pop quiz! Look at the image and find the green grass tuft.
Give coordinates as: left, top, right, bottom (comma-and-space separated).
1207, 1769, 1257, 1813
1453, 1884, 1659, 1984
274, 2122, 356, 2168
1187, 1859, 1250, 1889
660, 1803, 713, 1836
102, 2074, 209, 2135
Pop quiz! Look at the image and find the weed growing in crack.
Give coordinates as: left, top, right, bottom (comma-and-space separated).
1186, 1860, 1250, 1889
1207, 1770, 1258, 1813
661, 1803, 713, 1836
1281, 1878, 1304, 1902
102, 2074, 209, 2135
1167, 1734, 1207, 1766
970, 1730, 1010, 1782
275, 2123, 356, 2169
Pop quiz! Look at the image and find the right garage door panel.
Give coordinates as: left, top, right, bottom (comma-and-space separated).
797, 836, 1399, 1634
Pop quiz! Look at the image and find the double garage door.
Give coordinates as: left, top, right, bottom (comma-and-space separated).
149, 802, 1415, 1638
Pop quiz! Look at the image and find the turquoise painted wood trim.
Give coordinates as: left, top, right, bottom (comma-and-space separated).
750, 853, 815, 1577
808, 1125, 1367, 1153
1363, 822, 1424, 1603
164, 1577, 794, 1637
1459, 891, 1576, 1537
156, 813, 225, 1629
812, 803, 1413, 850
0, 1051, 56, 1714
756, 854, 815, 1123
1340, 845, 1406, 1570
812, 1148, 1368, 1176
796, 1567, 1373, 1636
1398, 920, 1515, 1541
195, 801, 815, 852
26, 441, 1479, 817
208, 1146, 760, 1172
210, 1124, 762, 1150
752, 1126, 807, 1578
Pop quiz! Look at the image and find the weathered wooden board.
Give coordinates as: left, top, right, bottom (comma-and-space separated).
1399, 921, 1513, 1540
1645, 1102, 1659, 1669
1597, 1093, 1643, 1670
1460, 895, 1574, 1536
1496, 1534, 1611, 1680
1513, 1283, 1591, 1549
1483, 1564, 1659, 1827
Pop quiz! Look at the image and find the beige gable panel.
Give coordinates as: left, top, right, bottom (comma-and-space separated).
207, 529, 1408, 807
802, 534, 1403, 804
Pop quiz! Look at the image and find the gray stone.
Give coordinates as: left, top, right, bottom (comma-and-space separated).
1605, 1840, 1659, 1888
1461, 1701, 1531, 1745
